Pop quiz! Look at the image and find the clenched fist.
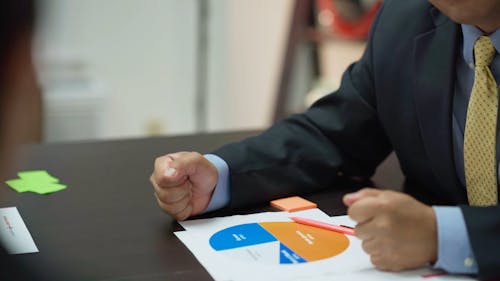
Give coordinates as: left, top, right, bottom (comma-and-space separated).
150, 151, 218, 220
344, 188, 438, 271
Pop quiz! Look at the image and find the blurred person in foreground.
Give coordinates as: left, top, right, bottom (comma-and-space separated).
152, 0, 500, 280
0, 0, 44, 279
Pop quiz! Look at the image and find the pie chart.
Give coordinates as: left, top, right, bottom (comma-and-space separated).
209, 222, 350, 265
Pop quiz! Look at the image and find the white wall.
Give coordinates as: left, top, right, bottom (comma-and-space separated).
36, 0, 293, 141
37, 0, 198, 140
216, 0, 293, 131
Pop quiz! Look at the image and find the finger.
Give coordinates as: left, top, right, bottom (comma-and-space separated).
151, 163, 188, 188
154, 191, 193, 221
354, 216, 389, 236
370, 254, 389, 271
155, 191, 192, 218
155, 182, 191, 204
371, 254, 402, 272
360, 237, 379, 256
152, 174, 192, 203
150, 173, 188, 201
167, 151, 204, 176
154, 152, 205, 186
165, 152, 185, 160
153, 155, 189, 188
155, 193, 169, 212
353, 219, 375, 240
175, 204, 193, 221
347, 195, 381, 223
343, 188, 380, 206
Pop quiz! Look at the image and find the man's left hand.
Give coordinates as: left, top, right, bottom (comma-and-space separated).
343, 188, 437, 271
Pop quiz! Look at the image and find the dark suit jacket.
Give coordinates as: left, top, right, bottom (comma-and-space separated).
213, 1, 500, 280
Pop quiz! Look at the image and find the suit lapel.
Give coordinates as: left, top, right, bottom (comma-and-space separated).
413, 9, 467, 203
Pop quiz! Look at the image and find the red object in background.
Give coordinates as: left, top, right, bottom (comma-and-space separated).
316, 0, 382, 40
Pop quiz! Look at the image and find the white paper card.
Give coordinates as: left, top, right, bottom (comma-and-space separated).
0, 207, 38, 254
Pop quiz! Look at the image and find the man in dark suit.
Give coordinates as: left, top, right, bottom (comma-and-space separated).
151, 0, 500, 280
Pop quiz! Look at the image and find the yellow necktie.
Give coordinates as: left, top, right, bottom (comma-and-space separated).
464, 36, 499, 206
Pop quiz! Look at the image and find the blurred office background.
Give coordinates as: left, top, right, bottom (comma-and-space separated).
34, 0, 379, 142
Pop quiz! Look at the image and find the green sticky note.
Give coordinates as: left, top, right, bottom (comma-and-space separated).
18, 170, 59, 183
5, 179, 31, 192
27, 183, 67, 195
5, 170, 66, 195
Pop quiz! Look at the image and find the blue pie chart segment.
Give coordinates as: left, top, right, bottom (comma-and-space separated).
280, 243, 307, 264
209, 223, 277, 251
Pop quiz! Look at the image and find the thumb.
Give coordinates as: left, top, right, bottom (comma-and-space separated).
343, 188, 380, 207
160, 166, 188, 186
162, 151, 207, 182
154, 154, 188, 187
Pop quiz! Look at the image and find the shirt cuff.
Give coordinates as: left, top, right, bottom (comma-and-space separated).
433, 206, 478, 274
203, 154, 230, 212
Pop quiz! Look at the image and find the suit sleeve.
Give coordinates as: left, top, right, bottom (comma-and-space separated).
212, 3, 392, 209
460, 206, 500, 280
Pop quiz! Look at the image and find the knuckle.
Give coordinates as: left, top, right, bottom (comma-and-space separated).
354, 225, 365, 238
160, 174, 182, 187
156, 194, 170, 208
375, 217, 391, 231
189, 151, 202, 158
156, 198, 169, 213
379, 189, 391, 196
155, 190, 168, 204
151, 174, 165, 188
361, 240, 371, 253
383, 252, 402, 271
178, 205, 193, 221
370, 246, 402, 271
361, 239, 378, 253
158, 190, 172, 202
154, 155, 169, 169
377, 197, 393, 213
175, 151, 188, 157
154, 157, 161, 168
359, 187, 373, 195
372, 257, 391, 271
370, 255, 382, 267
166, 202, 188, 216
149, 174, 156, 185
189, 152, 205, 166
153, 171, 168, 185
347, 206, 361, 221
347, 207, 355, 219
380, 190, 401, 204
389, 264, 403, 272
164, 189, 189, 204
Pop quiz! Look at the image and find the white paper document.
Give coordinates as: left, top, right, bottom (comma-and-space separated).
175, 208, 476, 281
0, 207, 38, 254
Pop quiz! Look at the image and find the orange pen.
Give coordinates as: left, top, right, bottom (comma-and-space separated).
290, 217, 355, 236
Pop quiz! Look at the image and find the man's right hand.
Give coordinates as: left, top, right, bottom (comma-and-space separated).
150, 151, 218, 221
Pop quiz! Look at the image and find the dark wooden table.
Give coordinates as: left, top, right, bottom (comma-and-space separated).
0, 130, 357, 281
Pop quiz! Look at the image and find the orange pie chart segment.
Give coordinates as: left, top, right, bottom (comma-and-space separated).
259, 222, 350, 262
